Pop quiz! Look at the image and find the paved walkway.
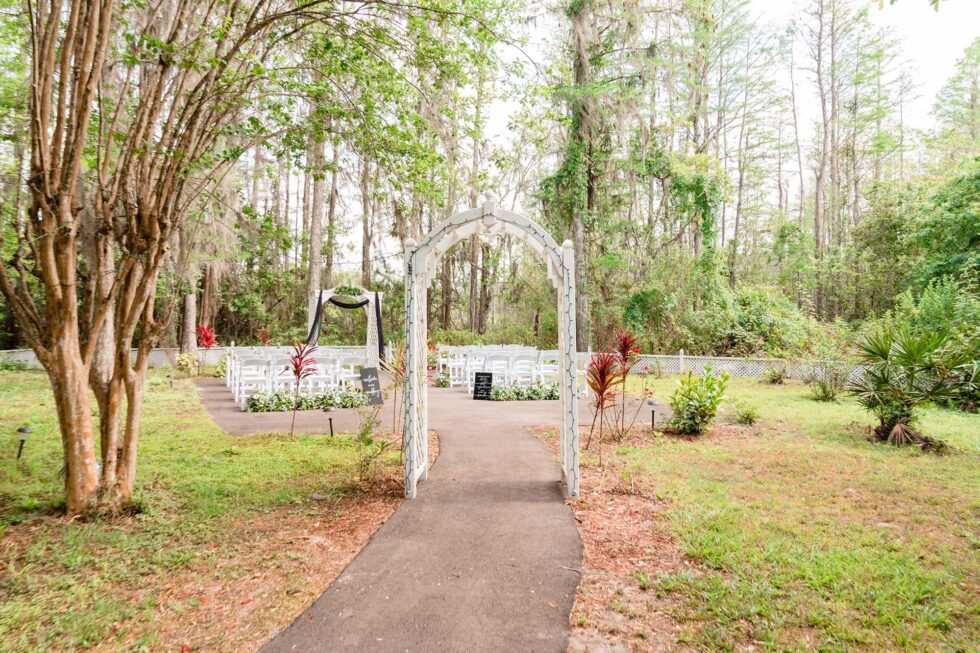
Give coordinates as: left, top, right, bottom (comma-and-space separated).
197, 381, 585, 652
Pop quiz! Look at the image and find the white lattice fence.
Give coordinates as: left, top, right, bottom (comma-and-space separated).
627, 354, 825, 379
569, 352, 858, 380
1, 345, 369, 370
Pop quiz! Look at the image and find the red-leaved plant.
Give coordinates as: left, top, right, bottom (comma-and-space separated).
196, 324, 218, 349
611, 329, 640, 434
586, 351, 625, 465
257, 326, 273, 346
287, 341, 317, 437
196, 324, 218, 375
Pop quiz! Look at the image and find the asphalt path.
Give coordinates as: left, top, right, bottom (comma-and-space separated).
197, 379, 584, 652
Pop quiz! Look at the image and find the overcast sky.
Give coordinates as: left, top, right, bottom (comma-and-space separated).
487, 0, 979, 149
758, 0, 979, 131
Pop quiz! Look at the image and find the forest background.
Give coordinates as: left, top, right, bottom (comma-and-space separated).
1, 0, 977, 362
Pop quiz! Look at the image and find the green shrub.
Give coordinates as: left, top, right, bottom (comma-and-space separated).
489, 382, 560, 401
0, 358, 28, 371
763, 364, 787, 384
668, 366, 729, 435
434, 372, 450, 388
949, 360, 979, 412
732, 400, 759, 425
872, 277, 980, 412
176, 352, 198, 377
213, 353, 229, 378
805, 360, 850, 402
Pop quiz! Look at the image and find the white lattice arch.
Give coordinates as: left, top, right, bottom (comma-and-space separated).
402, 201, 580, 499
307, 288, 383, 369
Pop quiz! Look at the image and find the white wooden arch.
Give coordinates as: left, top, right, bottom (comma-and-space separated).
402, 200, 580, 499
307, 288, 384, 369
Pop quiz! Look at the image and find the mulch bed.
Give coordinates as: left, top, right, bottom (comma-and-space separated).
128, 429, 440, 651
151, 484, 403, 652
533, 426, 700, 652
1, 430, 439, 653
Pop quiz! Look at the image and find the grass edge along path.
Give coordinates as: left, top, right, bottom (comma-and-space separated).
0, 369, 403, 652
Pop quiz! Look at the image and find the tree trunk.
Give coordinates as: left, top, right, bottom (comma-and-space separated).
478, 242, 493, 334
789, 36, 805, 226
468, 61, 484, 331
180, 290, 197, 354
308, 136, 326, 307
360, 157, 373, 289
110, 339, 152, 506
569, 0, 596, 352
251, 145, 263, 210
440, 255, 452, 330
302, 145, 312, 264
729, 130, 749, 288
813, 0, 830, 314
48, 346, 100, 514
325, 142, 339, 289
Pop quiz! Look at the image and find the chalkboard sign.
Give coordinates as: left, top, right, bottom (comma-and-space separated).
359, 367, 384, 406
473, 372, 493, 400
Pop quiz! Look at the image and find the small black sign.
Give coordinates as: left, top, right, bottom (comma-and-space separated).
473, 372, 493, 400
360, 367, 384, 406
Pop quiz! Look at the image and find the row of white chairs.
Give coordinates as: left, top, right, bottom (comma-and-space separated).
436, 346, 563, 391
224, 348, 366, 410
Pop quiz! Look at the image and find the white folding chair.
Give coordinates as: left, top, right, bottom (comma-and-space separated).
337, 356, 364, 387
236, 356, 272, 409
465, 351, 487, 392
484, 353, 513, 384
511, 353, 538, 386
305, 358, 338, 393
537, 350, 560, 384
445, 347, 468, 388
268, 356, 295, 393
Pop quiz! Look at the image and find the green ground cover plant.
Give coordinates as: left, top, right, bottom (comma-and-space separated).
490, 382, 560, 401
668, 367, 729, 434
245, 387, 368, 412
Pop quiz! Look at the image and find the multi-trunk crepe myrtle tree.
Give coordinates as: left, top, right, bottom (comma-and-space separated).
0, 0, 503, 515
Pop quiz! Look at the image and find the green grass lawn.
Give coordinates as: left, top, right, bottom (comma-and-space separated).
0, 369, 397, 652
612, 375, 980, 651
3, 369, 977, 651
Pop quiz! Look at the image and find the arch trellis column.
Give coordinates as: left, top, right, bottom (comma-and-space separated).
402, 201, 579, 499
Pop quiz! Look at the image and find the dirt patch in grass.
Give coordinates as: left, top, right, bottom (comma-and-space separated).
532, 426, 698, 652
139, 482, 401, 652
0, 412, 439, 653
138, 430, 439, 652
0, 481, 400, 653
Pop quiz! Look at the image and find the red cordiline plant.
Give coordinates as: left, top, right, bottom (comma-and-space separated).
586, 351, 625, 464
287, 341, 318, 437
257, 326, 273, 346
611, 329, 641, 434
196, 324, 219, 375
